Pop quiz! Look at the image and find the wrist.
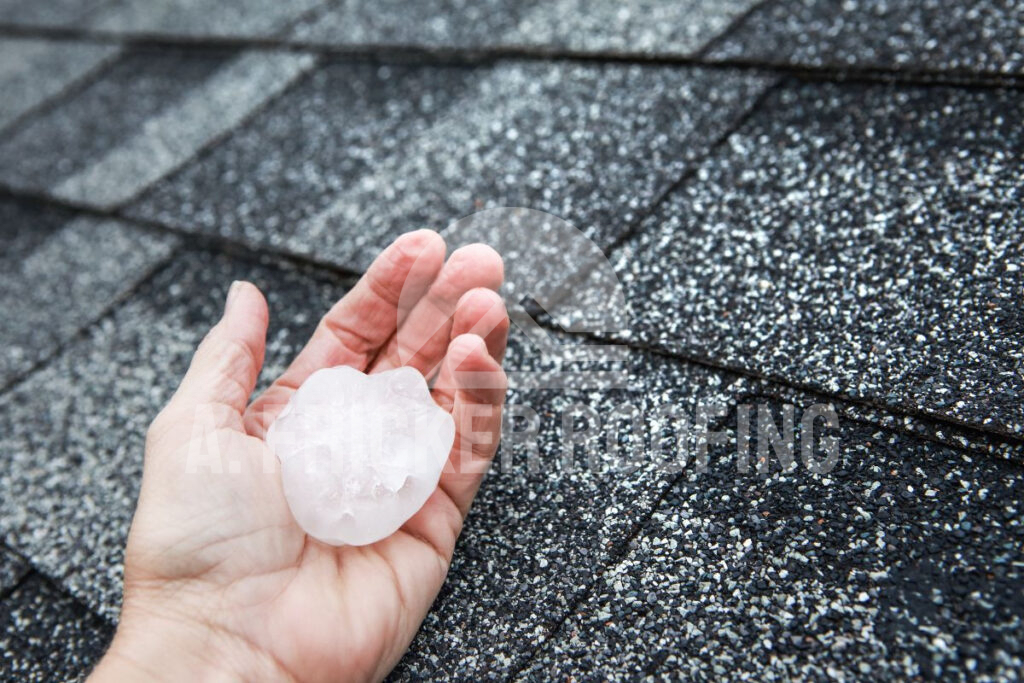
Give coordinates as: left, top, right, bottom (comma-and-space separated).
89, 600, 290, 682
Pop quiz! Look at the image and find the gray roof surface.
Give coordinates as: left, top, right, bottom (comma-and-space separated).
521, 396, 1024, 680
0, 38, 119, 133
128, 61, 773, 267
292, 0, 759, 56
0, 0, 322, 38
0, 0, 1022, 680
707, 0, 1024, 76
608, 82, 1024, 437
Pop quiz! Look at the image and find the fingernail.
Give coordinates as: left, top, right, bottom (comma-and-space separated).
225, 280, 242, 312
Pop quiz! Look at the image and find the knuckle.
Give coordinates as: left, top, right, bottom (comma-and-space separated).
364, 268, 406, 307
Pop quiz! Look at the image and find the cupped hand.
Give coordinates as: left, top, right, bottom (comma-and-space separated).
89, 231, 509, 683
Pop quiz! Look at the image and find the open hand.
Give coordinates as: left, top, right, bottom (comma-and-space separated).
89, 230, 509, 682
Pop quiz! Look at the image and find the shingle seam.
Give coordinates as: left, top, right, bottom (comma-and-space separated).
604, 76, 784, 258
556, 328, 1024, 454
0, 43, 123, 138
0, 186, 364, 280
734, 390, 1024, 475
0, 545, 31, 602
1, 25, 1022, 89
16, 568, 117, 628
722, 58, 1024, 90
736, 381, 1024, 458
504, 404, 743, 682
0, 570, 31, 604
535, 76, 784, 313
277, 0, 347, 38
694, 0, 779, 62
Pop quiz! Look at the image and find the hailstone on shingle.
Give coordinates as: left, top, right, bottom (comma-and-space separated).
266, 365, 455, 546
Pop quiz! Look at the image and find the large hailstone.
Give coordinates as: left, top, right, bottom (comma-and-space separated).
266, 366, 455, 546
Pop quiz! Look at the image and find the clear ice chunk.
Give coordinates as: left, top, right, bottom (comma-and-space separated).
266, 365, 455, 546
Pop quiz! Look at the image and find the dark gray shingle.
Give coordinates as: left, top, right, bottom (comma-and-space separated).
0, 574, 113, 682
86, 0, 326, 37
392, 327, 745, 678
0, 0, 106, 27
127, 61, 481, 256
584, 81, 1024, 437
709, 0, 1024, 75
0, 547, 28, 595
519, 396, 1024, 679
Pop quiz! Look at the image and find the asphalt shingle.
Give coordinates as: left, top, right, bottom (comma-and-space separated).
84, 0, 325, 37
508, 0, 758, 55
0, 197, 177, 387
519, 396, 1024, 680
0, 47, 314, 208
127, 61, 480, 255
583, 81, 1024, 438
708, 0, 1024, 76
292, 0, 540, 50
0, 547, 28, 595
391, 326, 745, 678
129, 61, 773, 269
0, 0, 325, 37
0, 574, 113, 682
736, 374, 1024, 465
0, 38, 119, 133
1, 2, 1022, 678
0, 0, 107, 28
294, 0, 758, 56
0, 248, 355, 618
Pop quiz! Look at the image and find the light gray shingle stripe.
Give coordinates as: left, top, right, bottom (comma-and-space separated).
0, 38, 120, 132
50, 51, 316, 209
88, 0, 327, 37
0, 215, 178, 386
291, 62, 774, 268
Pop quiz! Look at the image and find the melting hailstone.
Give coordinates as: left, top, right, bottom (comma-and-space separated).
266, 366, 455, 546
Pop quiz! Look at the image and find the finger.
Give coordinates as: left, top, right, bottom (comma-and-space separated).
369, 243, 503, 378
245, 230, 445, 437
432, 334, 508, 516
449, 288, 509, 363
169, 281, 268, 427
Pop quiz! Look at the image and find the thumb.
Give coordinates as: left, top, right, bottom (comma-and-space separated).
170, 280, 269, 423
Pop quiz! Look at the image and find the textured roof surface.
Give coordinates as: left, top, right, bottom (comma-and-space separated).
1, 1, 1022, 680
708, 0, 1024, 76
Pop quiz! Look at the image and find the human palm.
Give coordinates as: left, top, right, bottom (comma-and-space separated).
91, 231, 509, 682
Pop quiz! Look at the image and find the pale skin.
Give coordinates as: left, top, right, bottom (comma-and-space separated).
89, 230, 510, 682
